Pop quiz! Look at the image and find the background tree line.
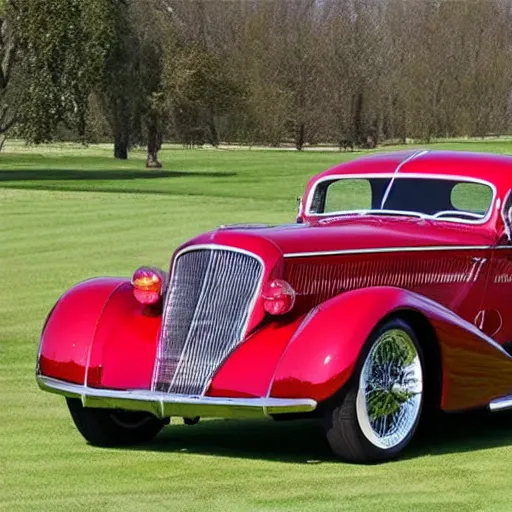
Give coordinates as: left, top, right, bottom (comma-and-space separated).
1, 0, 512, 165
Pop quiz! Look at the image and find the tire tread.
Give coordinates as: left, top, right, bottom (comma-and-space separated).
67, 398, 164, 447
324, 318, 424, 464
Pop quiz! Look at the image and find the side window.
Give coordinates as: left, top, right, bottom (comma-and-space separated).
323, 179, 372, 213
502, 190, 512, 241
451, 183, 492, 215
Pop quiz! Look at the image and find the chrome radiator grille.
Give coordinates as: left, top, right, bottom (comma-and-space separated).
153, 248, 263, 395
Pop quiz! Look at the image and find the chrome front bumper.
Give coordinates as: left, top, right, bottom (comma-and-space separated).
37, 375, 317, 419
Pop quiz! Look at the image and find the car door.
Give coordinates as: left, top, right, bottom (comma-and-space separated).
480, 190, 512, 348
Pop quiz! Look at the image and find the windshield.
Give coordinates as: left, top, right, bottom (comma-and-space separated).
309, 176, 494, 222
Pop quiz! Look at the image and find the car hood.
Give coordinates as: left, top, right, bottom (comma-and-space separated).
210, 217, 496, 256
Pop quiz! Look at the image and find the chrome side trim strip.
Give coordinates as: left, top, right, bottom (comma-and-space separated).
284, 245, 491, 259
489, 395, 512, 412
37, 375, 317, 419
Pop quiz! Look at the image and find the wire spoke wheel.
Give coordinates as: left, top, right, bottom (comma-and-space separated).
356, 328, 423, 450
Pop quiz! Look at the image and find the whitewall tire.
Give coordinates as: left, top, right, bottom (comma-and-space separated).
324, 318, 425, 463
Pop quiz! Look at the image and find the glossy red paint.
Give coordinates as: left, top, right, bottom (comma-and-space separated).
430, 314, 512, 411
230, 216, 497, 257
284, 249, 491, 317
206, 316, 306, 398
269, 286, 512, 409
477, 247, 512, 344
38, 278, 126, 384
39, 278, 161, 390
86, 282, 160, 389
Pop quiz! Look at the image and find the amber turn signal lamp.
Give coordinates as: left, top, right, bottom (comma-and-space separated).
131, 267, 164, 305
262, 279, 296, 315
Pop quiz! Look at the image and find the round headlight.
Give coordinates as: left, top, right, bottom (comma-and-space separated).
131, 267, 164, 305
262, 279, 296, 315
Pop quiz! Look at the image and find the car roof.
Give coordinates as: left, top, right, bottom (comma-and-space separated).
314, 149, 512, 190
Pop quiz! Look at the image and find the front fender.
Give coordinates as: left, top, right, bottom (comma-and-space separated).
38, 277, 162, 390
38, 278, 126, 384
269, 286, 512, 410
85, 282, 161, 389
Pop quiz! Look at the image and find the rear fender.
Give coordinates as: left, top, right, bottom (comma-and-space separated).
269, 286, 512, 411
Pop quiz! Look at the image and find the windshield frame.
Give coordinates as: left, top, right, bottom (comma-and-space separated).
305, 173, 497, 225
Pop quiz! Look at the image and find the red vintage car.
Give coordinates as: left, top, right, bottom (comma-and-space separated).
37, 150, 512, 463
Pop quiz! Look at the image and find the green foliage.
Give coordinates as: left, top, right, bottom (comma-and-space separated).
182, 50, 242, 116
0, 1, 19, 136
99, 0, 142, 152
99, 0, 175, 157
163, 45, 243, 145
4, 0, 512, 151
14, 0, 118, 143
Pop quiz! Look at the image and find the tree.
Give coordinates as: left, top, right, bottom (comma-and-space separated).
164, 47, 242, 147
6, 0, 512, 154
100, 0, 174, 166
161, 0, 244, 148
100, 0, 141, 159
0, 1, 21, 147
13, 0, 117, 143
131, 0, 173, 168
278, 0, 326, 150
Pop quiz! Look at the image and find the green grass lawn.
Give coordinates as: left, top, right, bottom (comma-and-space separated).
2, 140, 512, 511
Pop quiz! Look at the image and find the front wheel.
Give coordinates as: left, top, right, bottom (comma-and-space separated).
67, 398, 165, 447
324, 319, 424, 463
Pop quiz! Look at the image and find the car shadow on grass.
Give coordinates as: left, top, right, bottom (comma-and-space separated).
141, 418, 335, 463
406, 409, 512, 460
0, 168, 236, 182
125, 409, 512, 464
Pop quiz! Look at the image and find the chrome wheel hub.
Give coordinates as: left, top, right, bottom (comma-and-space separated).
356, 328, 423, 450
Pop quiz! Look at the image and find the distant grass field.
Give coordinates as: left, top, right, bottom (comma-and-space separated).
2, 140, 512, 511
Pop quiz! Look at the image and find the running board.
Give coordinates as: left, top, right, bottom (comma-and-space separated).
489, 395, 512, 412
502, 341, 512, 357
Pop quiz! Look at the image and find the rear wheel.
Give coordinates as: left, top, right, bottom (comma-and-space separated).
67, 398, 165, 447
324, 319, 424, 463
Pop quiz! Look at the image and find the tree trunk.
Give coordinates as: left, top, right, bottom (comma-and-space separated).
114, 135, 128, 159
146, 115, 162, 169
206, 115, 219, 147
353, 91, 365, 147
109, 94, 131, 160
295, 122, 305, 151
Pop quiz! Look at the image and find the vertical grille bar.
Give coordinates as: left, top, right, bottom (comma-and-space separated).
153, 248, 263, 395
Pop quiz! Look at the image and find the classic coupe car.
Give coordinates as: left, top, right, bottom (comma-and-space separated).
37, 149, 512, 463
